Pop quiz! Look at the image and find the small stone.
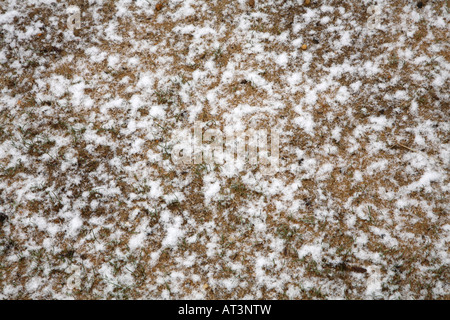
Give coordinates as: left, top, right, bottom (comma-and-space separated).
304, 0, 311, 5
417, 2, 423, 8
156, 3, 163, 11
301, 44, 307, 50
249, 0, 255, 7
203, 283, 209, 290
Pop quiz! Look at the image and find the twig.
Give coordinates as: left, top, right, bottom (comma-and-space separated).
396, 143, 444, 167
396, 143, 420, 153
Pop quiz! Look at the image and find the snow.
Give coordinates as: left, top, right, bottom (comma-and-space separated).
0, 0, 448, 300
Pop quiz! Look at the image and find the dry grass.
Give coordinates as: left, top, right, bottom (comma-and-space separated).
0, 0, 448, 299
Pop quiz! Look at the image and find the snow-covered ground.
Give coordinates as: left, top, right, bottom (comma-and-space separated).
0, 0, 448, 299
